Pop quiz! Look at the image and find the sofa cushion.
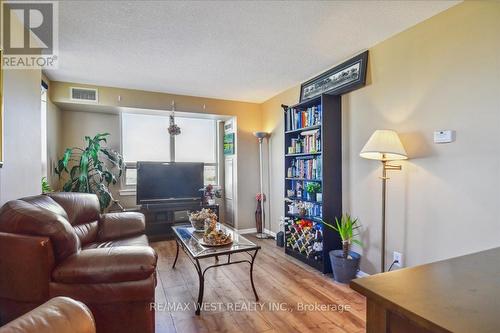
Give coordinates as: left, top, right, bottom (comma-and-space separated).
98, 212, 145, 241
46, 193, 100, 226
0, 200, 79, 262
46, 193, 100, 245
83, 234, 149, 249
21, 195, 69, 220
52, 246, 157, 284
49, 276, 156, 303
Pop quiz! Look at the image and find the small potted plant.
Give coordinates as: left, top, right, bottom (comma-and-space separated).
322, 214, 363, 283
305, 182, 321, 202
200, 184, 222, 205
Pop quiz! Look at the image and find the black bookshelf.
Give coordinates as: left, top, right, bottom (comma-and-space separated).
283, 94, 342, 274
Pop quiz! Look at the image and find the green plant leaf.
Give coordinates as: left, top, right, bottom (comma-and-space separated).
56, 133, 122, 210
41, 177, 53, 193
55, 148, 73, 176
62, 178, 75, 192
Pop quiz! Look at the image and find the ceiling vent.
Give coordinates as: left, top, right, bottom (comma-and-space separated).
70, 87, 98, 103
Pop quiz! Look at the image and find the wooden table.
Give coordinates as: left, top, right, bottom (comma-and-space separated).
351, 247, 500, 333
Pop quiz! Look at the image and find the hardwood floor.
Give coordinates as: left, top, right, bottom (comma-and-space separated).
152, 235, 366, 333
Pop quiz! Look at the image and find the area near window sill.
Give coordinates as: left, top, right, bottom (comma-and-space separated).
119, 189, 137, 196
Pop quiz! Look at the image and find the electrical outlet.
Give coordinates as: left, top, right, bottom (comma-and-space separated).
393, 251, 403, 267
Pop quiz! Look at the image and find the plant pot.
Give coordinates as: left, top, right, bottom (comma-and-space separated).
329, 250, 361, 284
306, 192, 316, 202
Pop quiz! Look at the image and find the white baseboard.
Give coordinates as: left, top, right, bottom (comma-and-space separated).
238, 228, 257, 234
264, 228, 276, 237
356, 270, 370, 278
238, 227, 276, 237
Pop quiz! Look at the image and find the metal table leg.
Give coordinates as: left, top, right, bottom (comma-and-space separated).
250, 249, 259, 301
183, 248, 261, 315
172, 240, 180, 269
195, 259, 204, 315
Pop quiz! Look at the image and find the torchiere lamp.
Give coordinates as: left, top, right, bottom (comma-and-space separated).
360, 130, 408, 272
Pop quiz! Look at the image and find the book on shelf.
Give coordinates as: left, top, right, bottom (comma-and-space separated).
286, 156, 322, 180
286, 105, 322, 131
287, 129, 321, 154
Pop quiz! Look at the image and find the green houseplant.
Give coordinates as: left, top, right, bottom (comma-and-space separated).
55, 133, 123, 210
41, 177, 53, 193
305, 182, 321, 202
323, 214, 363, 283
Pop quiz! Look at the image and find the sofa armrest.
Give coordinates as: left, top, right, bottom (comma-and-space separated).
0, 233, 54, 303
52, 246, 157, 284
0, 297, 95, 333
97, 212, 145, 241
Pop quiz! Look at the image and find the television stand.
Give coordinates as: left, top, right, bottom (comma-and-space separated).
140, 201, 220, 241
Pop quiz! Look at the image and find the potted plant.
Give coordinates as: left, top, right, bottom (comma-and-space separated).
55, 133, 124, 211
200, 184, 222, 205
322, 214, 363, 283
305, 182, 321, 202
41, 177, 53, 194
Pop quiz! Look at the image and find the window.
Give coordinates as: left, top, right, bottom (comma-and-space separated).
121, 112, 218, 188
41, 84, 48, 178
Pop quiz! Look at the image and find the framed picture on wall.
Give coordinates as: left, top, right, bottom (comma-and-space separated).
300, 50, 369, 102
224, 133, 235, 155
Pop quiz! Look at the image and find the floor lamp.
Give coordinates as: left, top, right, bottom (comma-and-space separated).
360, 130, 407, 272
254, 131, 269, 239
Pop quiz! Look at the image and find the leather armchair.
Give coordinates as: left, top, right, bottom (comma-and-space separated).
0, 193, 157, 333
0, 297, 95, 333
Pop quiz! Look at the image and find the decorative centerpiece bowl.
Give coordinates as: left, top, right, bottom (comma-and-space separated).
189, 217, 206, 232
201, 210, 232, 247
189, 209, 216, 233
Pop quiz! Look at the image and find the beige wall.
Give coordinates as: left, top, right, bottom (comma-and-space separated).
50, 83, 262, 229
0, 69, 42, 203
260, 86, 299, 235
43, 75, 63, 190
262, 1, 500, 274
59, 110, 121, 200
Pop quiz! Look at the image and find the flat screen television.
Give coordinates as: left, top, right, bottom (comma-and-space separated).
136, 162, 204, 205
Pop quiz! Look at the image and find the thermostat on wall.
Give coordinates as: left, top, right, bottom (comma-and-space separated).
433, 130, 455, 144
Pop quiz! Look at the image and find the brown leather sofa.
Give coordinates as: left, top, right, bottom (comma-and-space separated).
0, 297, 95, 333
0, 193, 157, 333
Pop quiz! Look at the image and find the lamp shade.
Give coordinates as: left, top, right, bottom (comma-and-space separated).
253, 131, 269, 139
360, 130, 407, 161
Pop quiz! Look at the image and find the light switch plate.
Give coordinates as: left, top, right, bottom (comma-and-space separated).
434, 130, 455, 144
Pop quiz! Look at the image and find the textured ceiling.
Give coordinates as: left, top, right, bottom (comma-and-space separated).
46, 1, 459, 103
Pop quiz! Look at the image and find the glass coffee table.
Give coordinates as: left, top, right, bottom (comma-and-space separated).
172, 223, 261, 315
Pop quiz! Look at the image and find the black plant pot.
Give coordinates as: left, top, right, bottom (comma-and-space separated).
329, 250, 361, 284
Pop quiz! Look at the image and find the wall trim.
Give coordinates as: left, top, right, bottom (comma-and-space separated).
238, 227, 257, 234
356, 270, 370, 278
119, 189, 136, 196
238, 227, 276, 238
